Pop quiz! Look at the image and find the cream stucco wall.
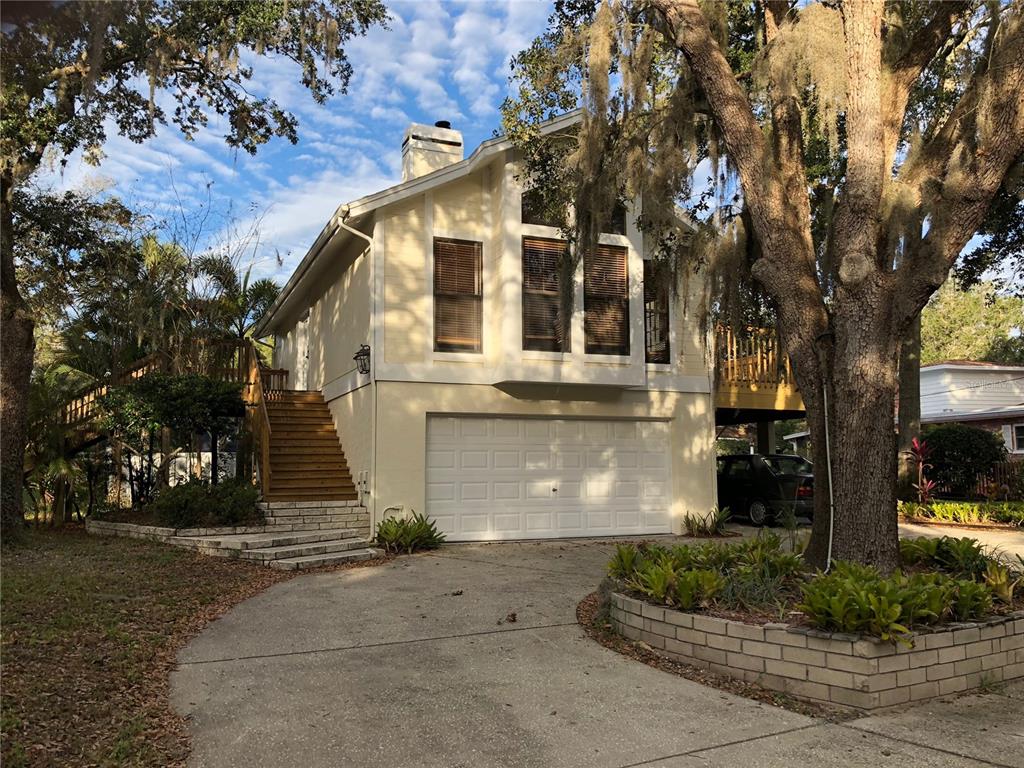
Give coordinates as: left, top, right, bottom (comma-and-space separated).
369, 380, 717, 533
327, 383, 374, 505
273, 322, 301, 378
378, 196, 428, 364
305, 235, 372, 393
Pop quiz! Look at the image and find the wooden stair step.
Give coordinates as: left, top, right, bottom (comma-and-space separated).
271, 460, 350, 472
272, 471, 352, 483
270, 427, 338, 438
270, 479, 354, 489
271, 436, 343, 445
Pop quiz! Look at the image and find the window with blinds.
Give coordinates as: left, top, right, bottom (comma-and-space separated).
522, 236, 570, 352
584, 244, 629, 355
643, 260, 670, 363
434, 238, 482, 353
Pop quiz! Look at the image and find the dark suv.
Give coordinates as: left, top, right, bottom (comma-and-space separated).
716, 454, 814, 526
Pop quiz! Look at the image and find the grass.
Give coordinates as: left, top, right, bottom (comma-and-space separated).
0, 528, 294, 767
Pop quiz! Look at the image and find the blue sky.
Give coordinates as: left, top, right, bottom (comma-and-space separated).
51, 1, 552, 285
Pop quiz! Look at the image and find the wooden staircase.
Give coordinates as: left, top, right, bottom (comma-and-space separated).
263, 391, 358, 502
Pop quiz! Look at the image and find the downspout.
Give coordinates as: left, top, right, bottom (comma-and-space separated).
337, 208, 376, 527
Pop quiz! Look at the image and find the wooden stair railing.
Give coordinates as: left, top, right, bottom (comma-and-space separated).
242, 341, 290, 495
62, 353, 167, 429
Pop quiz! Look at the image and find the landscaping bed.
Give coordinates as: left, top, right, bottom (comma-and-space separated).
94, 478, 266, 530
0, 528, 383, 767
899, 500, 1024, 530
599, 534, 1024, 710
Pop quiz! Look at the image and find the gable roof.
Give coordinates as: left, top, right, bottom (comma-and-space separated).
255, 111, 582, 336
255, 109, 697, 336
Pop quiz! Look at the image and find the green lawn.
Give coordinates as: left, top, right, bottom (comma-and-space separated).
1, 528, 292, 767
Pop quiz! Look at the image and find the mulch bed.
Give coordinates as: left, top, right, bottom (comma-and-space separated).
576, 590, 854, 722
0, 527, 389, 767
900, 516, 1023, 532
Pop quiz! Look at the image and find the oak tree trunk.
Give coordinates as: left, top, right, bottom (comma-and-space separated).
1, 173, 33, 540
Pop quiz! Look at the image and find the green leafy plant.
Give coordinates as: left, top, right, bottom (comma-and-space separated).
374, 511, 446, 554
899, 535, 991, 579
628, 561, 677, 604
682, 507, 731, 537
608, 543, 641, 580
984, 561, 1022, 604
935, 537, 990, 579
949, 580, 993, 621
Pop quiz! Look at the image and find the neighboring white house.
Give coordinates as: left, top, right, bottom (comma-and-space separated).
254, 116, 726, 541
920, 361, 1024, 455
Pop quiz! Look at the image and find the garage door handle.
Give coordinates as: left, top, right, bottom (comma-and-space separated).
552, 487, 558, 492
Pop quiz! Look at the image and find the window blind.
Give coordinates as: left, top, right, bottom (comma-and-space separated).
584, 244, 629, 355
522, 236, 570, 352
434, 238, 482, 352
643, 260, 670, 363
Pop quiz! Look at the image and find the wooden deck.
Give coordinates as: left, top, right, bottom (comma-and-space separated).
714, 326, 804, 416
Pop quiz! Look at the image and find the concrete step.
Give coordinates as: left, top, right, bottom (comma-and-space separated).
262, 505, 363, 517
263, 492, 359, 502
265, 514, 365, 525
240, 537, 372, 562
186, 529, 359, 552
268, 547, 382, 570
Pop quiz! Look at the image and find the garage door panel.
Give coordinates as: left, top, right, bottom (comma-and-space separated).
494, 512, 522, 531
427, 482, 456, 501
494, 481, 521, 500
426, 416, 671, 541
459, 482, 489, 501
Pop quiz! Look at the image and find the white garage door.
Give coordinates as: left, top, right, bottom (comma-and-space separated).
426, 416, 672, 541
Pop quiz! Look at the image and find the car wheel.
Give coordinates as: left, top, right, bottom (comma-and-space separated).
748, 500, 770, 526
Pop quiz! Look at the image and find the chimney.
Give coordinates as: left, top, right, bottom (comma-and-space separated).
401, 121, 463, 182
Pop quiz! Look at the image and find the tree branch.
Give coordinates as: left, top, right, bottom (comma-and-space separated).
893, 6, 1024, 323
881, 1, 971, 172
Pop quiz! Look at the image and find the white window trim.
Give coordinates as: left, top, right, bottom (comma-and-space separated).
426, 188, 489, 360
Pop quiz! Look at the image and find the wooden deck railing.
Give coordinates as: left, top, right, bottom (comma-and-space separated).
715, 325, 794, 390
62, 353, 167, 427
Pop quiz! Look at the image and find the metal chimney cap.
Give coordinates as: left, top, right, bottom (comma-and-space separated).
434, 120, 452, 129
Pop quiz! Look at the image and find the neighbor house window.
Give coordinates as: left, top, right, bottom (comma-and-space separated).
643, 260, 670, 364
434, 237, 482, 352
584, 244, 629, 355
522, 236, 570, 352
1014, 424, 1024, 453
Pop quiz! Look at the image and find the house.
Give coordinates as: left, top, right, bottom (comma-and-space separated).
253, 116, 800, 541
921, 360, 1024, 456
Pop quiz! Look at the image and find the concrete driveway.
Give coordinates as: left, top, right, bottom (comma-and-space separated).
171, 539, 1024, 768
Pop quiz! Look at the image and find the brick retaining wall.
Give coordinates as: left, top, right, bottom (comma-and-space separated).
609, 592, 1024, 710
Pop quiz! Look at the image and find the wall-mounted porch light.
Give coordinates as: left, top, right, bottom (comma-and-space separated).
354, 344, 371, 375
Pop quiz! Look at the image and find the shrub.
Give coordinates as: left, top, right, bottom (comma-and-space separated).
374, 511, 445, 554
923, 423, 1007, 498
684, 507, 733, 536
900, 535, 990, 579
682, 507, 731, 537
147, 478, 261, 528
798, 564, 993, 644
